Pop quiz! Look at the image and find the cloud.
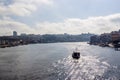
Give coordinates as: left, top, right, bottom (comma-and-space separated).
0, 18, 35, 36
35, 13, 120, 34
0, 13, 120, 36
0, 0, 54, 16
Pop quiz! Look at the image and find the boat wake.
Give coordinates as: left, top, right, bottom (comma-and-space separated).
52, 55, 110, 80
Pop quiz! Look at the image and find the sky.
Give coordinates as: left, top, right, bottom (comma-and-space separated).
0, 0, 120, 36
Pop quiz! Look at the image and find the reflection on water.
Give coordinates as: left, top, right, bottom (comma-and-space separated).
52, 55, 109, 80
0, 42, 120, 80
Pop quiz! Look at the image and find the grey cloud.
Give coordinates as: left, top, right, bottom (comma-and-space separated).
0, 13, 120, 35
35, 13, 120, 34
110, 17, 120, 23
0, 0, 54, 16
0, 19, 35, 36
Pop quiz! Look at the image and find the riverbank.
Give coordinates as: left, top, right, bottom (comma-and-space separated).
89, 42, 120, 51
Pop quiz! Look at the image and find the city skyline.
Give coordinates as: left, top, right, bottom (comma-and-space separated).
0, 0, 120, 36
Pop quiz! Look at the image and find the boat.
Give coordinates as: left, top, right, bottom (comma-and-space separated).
72, 51, 80, 59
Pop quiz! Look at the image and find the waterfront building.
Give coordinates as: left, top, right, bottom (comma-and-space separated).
111, 31, 120, 42
21, 33, 27, 36
90, 29, 120, 46
90, 35, 100, 44
99, 33, 111, 44
13, 31, 17, 37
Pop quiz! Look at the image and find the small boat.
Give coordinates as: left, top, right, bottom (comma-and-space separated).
72, 51, 80, 59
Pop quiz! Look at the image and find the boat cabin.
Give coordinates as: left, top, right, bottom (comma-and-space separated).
72, 51, 80, 59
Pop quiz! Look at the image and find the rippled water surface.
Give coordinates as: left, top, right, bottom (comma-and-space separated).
0, 42, 120, 80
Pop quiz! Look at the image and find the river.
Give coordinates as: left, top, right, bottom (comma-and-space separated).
0, 42, 120, 80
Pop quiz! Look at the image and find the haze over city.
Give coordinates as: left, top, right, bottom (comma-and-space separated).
0, 0, 120, 36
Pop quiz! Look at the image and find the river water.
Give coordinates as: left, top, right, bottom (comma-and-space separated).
0, 42, 120, 80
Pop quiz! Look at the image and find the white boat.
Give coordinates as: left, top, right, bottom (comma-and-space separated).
72, 47, 80, 59
72, 51, 80, 59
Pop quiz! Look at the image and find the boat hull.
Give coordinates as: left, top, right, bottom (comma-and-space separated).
72, 52, 80, 59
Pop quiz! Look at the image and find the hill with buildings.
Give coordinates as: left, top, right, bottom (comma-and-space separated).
0, 32, 94, 48
90, 29, 120, 49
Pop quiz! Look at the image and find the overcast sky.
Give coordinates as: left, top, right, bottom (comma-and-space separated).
0, 0, 120, 35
